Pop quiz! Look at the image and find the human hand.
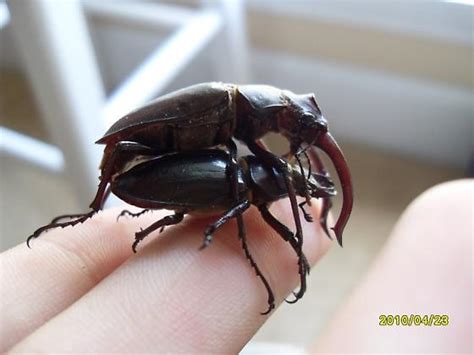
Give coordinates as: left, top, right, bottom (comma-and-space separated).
1, 201, 330, 353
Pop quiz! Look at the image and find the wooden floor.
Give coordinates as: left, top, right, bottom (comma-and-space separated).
0, 70, 463, 349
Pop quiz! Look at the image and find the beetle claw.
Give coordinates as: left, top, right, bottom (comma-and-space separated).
117, 209, 150, 221
298, 201, 313, 223
301, 256, 311, 275
116, 211, 127, 222
132, 230, 146, 253
132, 240, 139, 253
285, 292, 299, 304
26, 235, 35, 248
26, 211, 96, 249
321, 220, 333, 240
260, 302, 275, 315
199, 234, 213, 250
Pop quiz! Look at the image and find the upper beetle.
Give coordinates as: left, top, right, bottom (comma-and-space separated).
94, 83, 353, 245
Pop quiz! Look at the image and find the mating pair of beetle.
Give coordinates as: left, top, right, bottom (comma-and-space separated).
28, 83, 353, 314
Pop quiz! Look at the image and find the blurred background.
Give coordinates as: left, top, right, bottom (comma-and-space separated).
0, 0, 472, 350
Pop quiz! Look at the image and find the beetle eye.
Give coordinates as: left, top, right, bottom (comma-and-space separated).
302, 113, 314, 121
314, 117, 328, 132
301, 114, 316, 129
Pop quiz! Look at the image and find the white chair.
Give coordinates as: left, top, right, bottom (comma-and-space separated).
2, 0, 250, 206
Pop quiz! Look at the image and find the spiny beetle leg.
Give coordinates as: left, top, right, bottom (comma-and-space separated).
237, 213, 275, 315
200, 200, 250, 250
117, 208, 150, 221
50, 213, 91, 224
293, 147, 312, 206
285, 226, 308, 303
258, 204, 310, 275
247, 140, 307, 300
298, 201, 313, 223
285, 253, 308, 304
132, 212, 184, 253
27, 211, 96, 248
225, 140, 266, 311
28, 184, 111, 247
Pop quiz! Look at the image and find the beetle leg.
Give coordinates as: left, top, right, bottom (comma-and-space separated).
307, 147, 333, 239
200, 200, 250, 250
132, 212, 185, 253
224, 140, 276, 313
200, 139, 247, 251
298, 201, 313, 223
246, 140, 307, 301
258, 205, 310, 275
89, 141, 158, 211
237, 212, 275, 315
299, 149, 313, 180
117, 208, 150, 221
49, 186, 111, 225
50, 213, 92, 224
224, 139, 248, 256
27, 211, 95, 248
26, 173, 115, 247
294, 152, 313, 205
28, 141, 156, 247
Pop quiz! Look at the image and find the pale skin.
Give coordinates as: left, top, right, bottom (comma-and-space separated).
0, 200, 331, 353
0, 180, 471, 353
312, 179, 473, 353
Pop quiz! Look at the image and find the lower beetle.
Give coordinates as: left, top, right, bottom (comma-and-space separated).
29, 149, 336, 314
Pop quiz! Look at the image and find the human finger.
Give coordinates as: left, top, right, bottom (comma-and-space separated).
12, 200, 332, 353
311, 180, 472, 353
0, 207, 164, 351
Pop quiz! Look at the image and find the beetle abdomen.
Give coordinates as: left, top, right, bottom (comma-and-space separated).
97, 83, 236, 151
111, 150, 244, 210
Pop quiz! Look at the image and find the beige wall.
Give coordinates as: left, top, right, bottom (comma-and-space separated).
248, 10, 473, 90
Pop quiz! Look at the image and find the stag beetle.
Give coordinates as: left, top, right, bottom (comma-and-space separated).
27, 83, 353, 304
92, 83, 352, 245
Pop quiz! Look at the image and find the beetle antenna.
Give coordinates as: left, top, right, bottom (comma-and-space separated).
294, 151, 306, 178
302, 150, 312, 179
295, 143, 313, 181
296, 135, 318, 156
295, 148, 313, 206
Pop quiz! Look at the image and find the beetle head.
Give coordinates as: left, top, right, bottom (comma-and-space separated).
290, 164, 336, 199
277, 92, 328, 146
282, 91, 353, 247
299, 112, 328, 145
307, 172, 337, 199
